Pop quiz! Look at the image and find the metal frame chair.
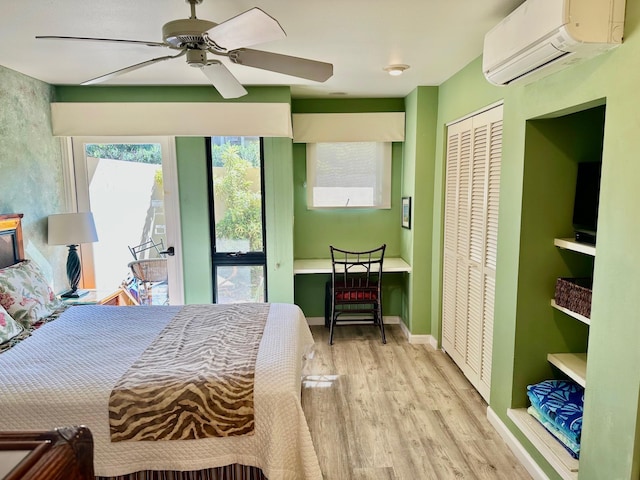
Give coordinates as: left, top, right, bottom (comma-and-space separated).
128, 258, 168, 305
128, 238, 165, 260
329, 244, 386, 345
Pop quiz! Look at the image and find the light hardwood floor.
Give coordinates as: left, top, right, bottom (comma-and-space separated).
301, 324, 532, 480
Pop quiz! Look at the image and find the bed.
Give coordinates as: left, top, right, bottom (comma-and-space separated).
0, 214, 322, 480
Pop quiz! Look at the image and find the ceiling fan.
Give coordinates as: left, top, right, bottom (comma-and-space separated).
36, 0, 333, 98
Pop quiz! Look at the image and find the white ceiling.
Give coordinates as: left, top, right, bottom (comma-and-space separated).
0, 0, 524, 98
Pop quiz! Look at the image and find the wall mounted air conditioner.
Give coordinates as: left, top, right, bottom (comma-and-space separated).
483, 0, 625, 86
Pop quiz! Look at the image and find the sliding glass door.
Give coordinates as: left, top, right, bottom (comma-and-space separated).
207, 136, 267, 303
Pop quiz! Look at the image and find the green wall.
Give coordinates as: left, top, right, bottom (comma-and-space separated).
175, 137, 211, 304
403, 87, 439, 335
0, 66, 67, 289
290, 98, 408, 319
434, 3, 640, 478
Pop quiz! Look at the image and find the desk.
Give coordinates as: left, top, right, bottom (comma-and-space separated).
294, 257, 411, 327
293, 257, 412, 274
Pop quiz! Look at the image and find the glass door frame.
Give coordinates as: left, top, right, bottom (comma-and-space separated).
69, 136, 184, 305
206, 137, 268, 303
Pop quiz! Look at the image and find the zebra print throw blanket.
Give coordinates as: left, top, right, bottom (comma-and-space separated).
109, 303, 270, 442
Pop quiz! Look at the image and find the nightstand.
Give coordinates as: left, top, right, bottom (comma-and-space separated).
61, 288, 138, 306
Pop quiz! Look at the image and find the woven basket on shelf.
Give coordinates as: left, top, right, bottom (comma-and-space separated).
554, 277, 593, 318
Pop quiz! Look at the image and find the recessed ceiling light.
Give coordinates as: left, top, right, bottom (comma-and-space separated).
384, 64, 410, 76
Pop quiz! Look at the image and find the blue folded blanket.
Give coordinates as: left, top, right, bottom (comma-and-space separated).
526, 379, 584, 444
528, 406, 580, 459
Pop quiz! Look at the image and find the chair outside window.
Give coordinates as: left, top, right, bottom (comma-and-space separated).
329, 244, 386, 345
128, 238, 165, 260
127, 238, 168, 305
128, 258, 168, 305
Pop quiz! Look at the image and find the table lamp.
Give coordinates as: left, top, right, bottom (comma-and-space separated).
48, 212, 99, 298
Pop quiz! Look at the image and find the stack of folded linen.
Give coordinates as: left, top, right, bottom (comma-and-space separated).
526, 379, 584, 459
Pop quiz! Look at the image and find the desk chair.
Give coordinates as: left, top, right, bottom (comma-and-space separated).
329, 244, 386, 345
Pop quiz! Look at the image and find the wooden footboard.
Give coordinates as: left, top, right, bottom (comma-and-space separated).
0, 426, 94, 480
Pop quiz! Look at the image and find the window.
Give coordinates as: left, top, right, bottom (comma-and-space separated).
306, 142, 392, 209
207, 136, 267, 304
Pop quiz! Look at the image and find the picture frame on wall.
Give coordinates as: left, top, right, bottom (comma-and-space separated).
402, 197, 411, 229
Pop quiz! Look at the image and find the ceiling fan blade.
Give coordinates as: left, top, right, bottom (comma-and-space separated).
230, 49, 333, 82
81, 51, 185, 86
205, 7, 285, 52
200, 61, 248, 99
36, 35, 166, 48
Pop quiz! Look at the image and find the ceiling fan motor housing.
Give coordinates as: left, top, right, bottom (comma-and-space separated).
162, 18, 216, 49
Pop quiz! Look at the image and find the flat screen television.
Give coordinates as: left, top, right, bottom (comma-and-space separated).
572, 161, 602, 245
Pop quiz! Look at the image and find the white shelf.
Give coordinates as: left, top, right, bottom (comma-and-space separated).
547, 353, 587, 387
554, 238, 596, 256
551, 299, 590, 325
508, 408, 579, 480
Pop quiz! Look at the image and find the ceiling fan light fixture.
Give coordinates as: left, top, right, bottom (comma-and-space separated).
384, 64, 409, 76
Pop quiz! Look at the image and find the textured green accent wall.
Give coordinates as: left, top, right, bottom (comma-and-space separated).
0, 66, 67, 289
435, 3, 640, 478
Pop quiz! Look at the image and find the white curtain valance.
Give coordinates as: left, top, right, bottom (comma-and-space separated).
292, 112, 405, 143
50, 102, 293, 137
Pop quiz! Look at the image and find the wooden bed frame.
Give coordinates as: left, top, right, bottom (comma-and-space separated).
0, 213, 269, 480
0, 214, 24, 269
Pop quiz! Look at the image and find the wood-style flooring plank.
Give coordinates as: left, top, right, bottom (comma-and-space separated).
301, 324, 531, 480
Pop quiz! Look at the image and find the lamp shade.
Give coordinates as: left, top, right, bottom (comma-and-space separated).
48, 212, 98, 246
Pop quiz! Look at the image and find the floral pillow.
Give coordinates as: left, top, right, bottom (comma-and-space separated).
0, 305, 23, 344
0, 260, 63, 328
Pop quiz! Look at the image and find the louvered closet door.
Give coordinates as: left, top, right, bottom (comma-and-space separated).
441, 104, 503, 403
442, 118, 471, 370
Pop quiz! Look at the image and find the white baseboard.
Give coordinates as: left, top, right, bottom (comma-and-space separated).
308, 316, 437, 347
487, 406, 549, 480
398, 318, 438, 346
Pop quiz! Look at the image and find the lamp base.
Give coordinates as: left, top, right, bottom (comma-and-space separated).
60, 289, 90, 299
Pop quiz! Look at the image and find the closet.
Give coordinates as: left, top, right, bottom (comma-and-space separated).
441, 103, 503, 402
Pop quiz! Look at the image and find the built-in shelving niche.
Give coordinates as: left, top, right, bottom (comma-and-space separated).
510, 102, 605, 479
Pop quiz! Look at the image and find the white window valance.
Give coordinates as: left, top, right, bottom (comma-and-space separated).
50, 102, 293, 137
292, 112, 405, 143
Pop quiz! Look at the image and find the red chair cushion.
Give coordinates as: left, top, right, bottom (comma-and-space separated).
335, 286, 378, 301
